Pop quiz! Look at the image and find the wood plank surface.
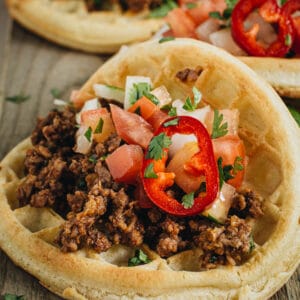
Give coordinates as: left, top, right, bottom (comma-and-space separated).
0, 1, 299, 299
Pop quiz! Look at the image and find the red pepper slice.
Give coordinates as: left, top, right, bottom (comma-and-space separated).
231, 0, 295, 57
141, 116, 219, 216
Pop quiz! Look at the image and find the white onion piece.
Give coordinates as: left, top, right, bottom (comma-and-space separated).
53, 99, 68, 107
74, 125, 92, 154
75, 98, 100, 124
152, 24, 171, 40
124, 76, 152, 110
93, 83, 125, 103
195, 18, 220, 42
172, 99, 211, 123
209, 28, 247, 56
150, 85, 172, 107
169, 134, 197, 158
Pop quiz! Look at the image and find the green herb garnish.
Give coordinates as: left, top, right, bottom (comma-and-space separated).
210, 0, 238, 22
84, 127, 92, 142
50, 88, 61, 98
149, 0, 178, 18
5, 94, 30, 104
4, 294, 25, 300
129, 82, 151, 106
94, 118, 104, 134
288, 106, 300, 126
134, 106, 141, 115
209, 255, 218, 263
144, 163, 158, 178
182, 192, 195, 209
128, 249, 151, 266
209, 11, 223, 20
159, 36, 175, 43
163, 118, 179, 127
211, 110, 228, 139
100, 155, 107, 161
186, 2, 197, 9
143, 91, 160, 105
249, 235, 255, 253
217, 157, 234, 188
182, 87, 201, 111
278, 0, 287, 6
233, 156, 244, 174
168, 106, 177, 116
146, 133, 172, 160
89, 154, 98, 163
285, 34, 292, 47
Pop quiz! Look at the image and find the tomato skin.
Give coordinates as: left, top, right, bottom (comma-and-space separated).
127, 96, 158, 120
212, 135, 246, 188
292, 16, 300, 54
106, 144, 143, 184
110, 104, 153, 149
147, 110, 169, 132
165, 8, 197, 38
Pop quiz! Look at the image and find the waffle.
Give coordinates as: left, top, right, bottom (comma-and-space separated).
0, 39, 300, 299
5, 0, 300, 98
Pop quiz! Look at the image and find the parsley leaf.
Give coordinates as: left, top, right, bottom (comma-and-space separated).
89, 154, 98, 163
209, 11, 223, 20
129, 83, 151, 106
128, 249, 151, 266
217, 157, 234, 188
159, 36, 175, 43
182, 87, 202, 111
146, 133, 172, 160
168, 106, 177, 116
163, 118, 179, 127
285, 34, 292, 47
144, 163, 158, 178
288, 106, 300, 126
5, 94, 30, 104
94, 118, 104, 134
182, 192, 195, 209
186, 2, 197, 9
210, 0, 238, 22
225, 0, 238, 10
278, 0, 287, 6
149, 0, 178, 18
84, 127, 92, 142
50, 88, 61, 98
4, 294, 25, 300
211, 110, 228, 139
233, 156, 244, 175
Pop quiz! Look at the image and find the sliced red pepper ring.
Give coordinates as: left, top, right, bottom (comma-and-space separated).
141, 116, 219, 216
231, 0, 295, 57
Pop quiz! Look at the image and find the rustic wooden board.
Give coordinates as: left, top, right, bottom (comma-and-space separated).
0, 1, 299, 299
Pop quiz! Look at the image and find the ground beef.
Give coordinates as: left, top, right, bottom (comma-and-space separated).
176, 67, 202, 82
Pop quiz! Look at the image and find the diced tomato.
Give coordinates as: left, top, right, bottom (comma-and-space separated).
127, 96, 158, 120
165, 8, 197, 38
205, 109, 239, 137
70, 90, 94, 109
106, 144, 144, 184
180, 0, 226, 25
292, 16, 300, 54
147, 110, 170, 132
110, 104, 153, 149
81, 108, 115, 143
212, 135, 246, 188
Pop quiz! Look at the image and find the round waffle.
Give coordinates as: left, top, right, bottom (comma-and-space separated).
0, 39, 300, 299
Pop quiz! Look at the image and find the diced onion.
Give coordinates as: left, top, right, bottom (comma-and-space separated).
76, 98, 100, 124
93, 83, 125, 103
74, 125, 92, 154
53, 99, 68, 107
195, 18, 220, 42
169, 134, 197, 158
150, 85, 172, 108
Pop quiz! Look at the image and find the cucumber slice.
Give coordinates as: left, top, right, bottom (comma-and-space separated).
93, 84, 125, 103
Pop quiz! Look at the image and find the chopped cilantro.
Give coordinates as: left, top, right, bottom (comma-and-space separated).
209, 254, 218, 263
168, 106, 177, 116
159, 36, 175, 43
144, 163, 158, 178
288, 106, 300, 126
5, 94, 30, 104
278, 0, 287, 6
77, 179, 87, 189
128, 249, 151, 266
163, 118, 179, 127
233, 156, 244, 175
50, 88, 61, 98
217, 157, 234, 188
134, 106, 141, 115
129, 82, 151, 106
149, 0, 178, 18
182, 87, 201, 111
206, 214, 222, 224
84, 127, 92, 142
94, 118, 104, 134
285, 34, 292, 47
100, 155, 107, 161
209, 0, 238, 22
211, 110, 228, 139
146, 133, 172, 160
4, 295, 25, 300
209, 11, 223, 20
89, 154, 98, 163
249, 235, 255, 253
143, 90, 160, 105
225, 0, 238, 10
182, 192, 194, 209
186, 2, 197, 9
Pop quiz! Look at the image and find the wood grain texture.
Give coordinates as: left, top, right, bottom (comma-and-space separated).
0, 2, 299, 298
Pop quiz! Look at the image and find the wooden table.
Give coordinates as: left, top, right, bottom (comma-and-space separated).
0, 1, 299, 299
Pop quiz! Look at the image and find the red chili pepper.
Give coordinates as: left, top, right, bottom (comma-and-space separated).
231, 0, 295, 57
141, 116, 219, 216
282, 0, 300, 53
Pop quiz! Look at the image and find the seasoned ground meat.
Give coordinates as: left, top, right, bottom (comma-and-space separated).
19, 107, 264, 268
176, 67, 202, 82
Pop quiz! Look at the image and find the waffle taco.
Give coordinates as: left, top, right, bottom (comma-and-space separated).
0, 39, 299, 299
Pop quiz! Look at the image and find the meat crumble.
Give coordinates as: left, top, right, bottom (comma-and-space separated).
17, 107, 263, 269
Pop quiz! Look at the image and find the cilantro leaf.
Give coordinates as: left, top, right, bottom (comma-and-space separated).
4, 294, 25, 300
89, 154, 98, 163
285, 34, 292, 47
211, 110, 228, 139
50, 88, 61, 98
249, 234, 255, 253
129, 83, 151, 106
94, 118, 104, 134
128, 249, 151, 266
225, 0, 238, 10
182, 192, 195, 209
84, 127, 92, 142
143, 91, 160, 105
288, 106, 300, 126
168, 107, 177, 116
183, 96, 194, 111
163, 118, 179, 127
185, 2, 197, 9
209, 11, 223, 20
144, 163, 158, 178
182, 87, 202, 111
233, 156, 244, 175
146, 133, 172, 160
149, 0, 178, 18
217, 157, 234, 188
159, 36, 175, 43
210, 0, 237, 22
278, 0, 287, 6
5, 94, 30, 104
